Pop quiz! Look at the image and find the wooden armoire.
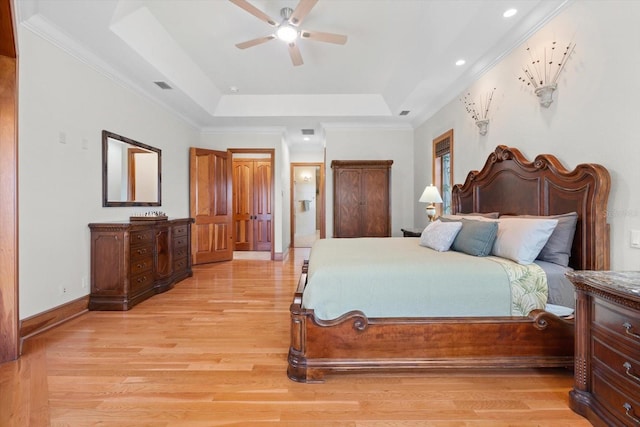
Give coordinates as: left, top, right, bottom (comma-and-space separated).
331, 160, 393, 238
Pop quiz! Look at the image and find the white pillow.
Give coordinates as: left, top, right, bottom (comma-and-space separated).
492, 217, 559, 264
419, 220, 463, 252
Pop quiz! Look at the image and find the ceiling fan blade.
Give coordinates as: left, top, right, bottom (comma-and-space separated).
235, 35, 275, 49
288, 42, 303, 66
229, 0, 278, 27
300, 30, 348, 45
289, 0, 318, 26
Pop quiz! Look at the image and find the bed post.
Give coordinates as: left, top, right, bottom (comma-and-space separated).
288, 260, 316, 383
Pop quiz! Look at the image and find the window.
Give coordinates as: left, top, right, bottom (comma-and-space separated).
432, 130, 453, 216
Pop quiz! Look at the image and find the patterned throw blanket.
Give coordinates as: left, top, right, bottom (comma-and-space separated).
485, 256, 548, 316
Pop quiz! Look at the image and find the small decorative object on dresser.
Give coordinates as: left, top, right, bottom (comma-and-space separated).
567, 271, 640, 426
89, 218, 194, 310
401, 228, 423, 237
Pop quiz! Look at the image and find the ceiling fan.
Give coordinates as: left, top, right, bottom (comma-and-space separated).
229, 0, 348, 66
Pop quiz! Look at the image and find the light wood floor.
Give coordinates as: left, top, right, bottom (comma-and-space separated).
1, 248, 591, 426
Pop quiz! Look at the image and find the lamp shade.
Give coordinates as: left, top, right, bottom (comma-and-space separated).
419, 185, 443, 204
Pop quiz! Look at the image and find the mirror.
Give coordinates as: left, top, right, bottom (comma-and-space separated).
102, 130, 161, 207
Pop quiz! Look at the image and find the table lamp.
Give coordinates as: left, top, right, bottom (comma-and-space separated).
419, 184, 443, 222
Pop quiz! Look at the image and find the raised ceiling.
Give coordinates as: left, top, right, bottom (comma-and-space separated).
15, 0, 568, 145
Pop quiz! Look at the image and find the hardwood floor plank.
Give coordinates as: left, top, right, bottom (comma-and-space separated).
0, 248, 592, 426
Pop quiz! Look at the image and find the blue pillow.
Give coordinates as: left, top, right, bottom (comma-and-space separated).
441, 217, 498, 256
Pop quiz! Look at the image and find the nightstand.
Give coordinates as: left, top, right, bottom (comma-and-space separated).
567, 271, 640, 427
401, 228, 423, 237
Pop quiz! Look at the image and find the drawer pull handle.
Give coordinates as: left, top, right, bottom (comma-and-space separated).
623, 322, 640, 339
624, 362, 640, 383
623, 403, 640, 424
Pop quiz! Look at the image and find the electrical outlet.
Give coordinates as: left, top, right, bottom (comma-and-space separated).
59, 131, 66, 144
631, 230, 640, 249
81, 138, 88, 150
81, 276, 88, 289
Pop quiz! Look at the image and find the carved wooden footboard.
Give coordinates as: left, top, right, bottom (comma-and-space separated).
288, 146, 610, 383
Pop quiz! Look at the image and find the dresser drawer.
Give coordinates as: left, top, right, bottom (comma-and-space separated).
594, 299, 640, 347
593, 368, 640, 426
130, 272, 153, 294
130, 244, 152, 261
174, 235, 188, 248
130, 257, 153, 275
174, 257, 189, 273
130, 229, 154, 246
593, 336, 640, 392
174, 245, 189, 259
173, 224, 189, 238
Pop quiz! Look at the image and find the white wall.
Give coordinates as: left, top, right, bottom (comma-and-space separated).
18, 28, 199, 319
414, 0, 640, 270
324, 126, 414, 237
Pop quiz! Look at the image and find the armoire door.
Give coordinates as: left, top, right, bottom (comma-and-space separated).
360, 168, 390, 237
232, 159, 272, 251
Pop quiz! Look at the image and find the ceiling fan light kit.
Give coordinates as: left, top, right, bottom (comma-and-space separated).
230, 0, 348, 66
276, 25, 298, 43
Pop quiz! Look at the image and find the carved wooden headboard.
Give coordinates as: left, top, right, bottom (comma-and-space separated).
452, 145, 611, 271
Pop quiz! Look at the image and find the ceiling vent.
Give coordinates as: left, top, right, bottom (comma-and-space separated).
301, 129, 315, 135
399, 110, 410, 116
154, 81, 173, 90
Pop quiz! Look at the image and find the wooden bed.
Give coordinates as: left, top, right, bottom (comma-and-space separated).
288, 145, 611, 383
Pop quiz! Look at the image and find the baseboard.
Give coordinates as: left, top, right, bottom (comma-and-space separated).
20, 295, 89, 348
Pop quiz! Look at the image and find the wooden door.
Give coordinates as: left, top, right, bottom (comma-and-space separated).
253, 160, 272, 251
0, 0, 18, 363
361, 168, 390, 237
232, 160, 253, 251
232, 159, 272, 251
189, 148, 233, 265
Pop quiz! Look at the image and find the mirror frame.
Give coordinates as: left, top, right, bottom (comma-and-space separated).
102, 130, 162, 207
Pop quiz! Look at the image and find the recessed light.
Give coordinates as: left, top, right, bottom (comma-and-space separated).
229, 86, 239, 93
455, 59, 466, 66
303, 137, 310, 141
503, 8, 517, 18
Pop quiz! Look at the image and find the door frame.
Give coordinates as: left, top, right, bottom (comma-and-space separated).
290, 162, 325, 247
229, 148, 275, 259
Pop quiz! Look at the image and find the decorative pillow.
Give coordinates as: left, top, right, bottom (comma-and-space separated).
457, 212, 500, 219
419, 220, 463, 252
500, 212, 578, 267
441, 217, 499, 256
441, 213, 498, 221
491, 217, 559, 265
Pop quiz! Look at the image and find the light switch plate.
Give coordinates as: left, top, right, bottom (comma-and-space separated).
631, 230, 640, 248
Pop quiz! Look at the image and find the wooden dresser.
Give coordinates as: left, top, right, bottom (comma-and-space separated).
89, 218, 193, 310
567, 271, 640, 426
332, 160, 393, 238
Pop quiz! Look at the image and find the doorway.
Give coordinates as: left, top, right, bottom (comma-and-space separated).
189, 148, 275, 265
290, 163, 325, 248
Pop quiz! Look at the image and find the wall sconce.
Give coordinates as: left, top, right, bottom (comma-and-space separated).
518, 41, 576, 108
460, 88, 495, 135
419, 184, 443, 222
300, 172, 312, 182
